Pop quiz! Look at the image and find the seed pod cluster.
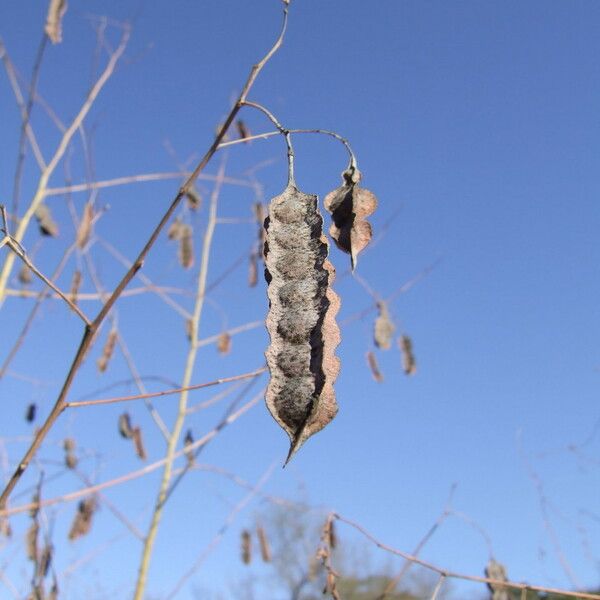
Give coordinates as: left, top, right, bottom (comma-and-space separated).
264, 185, 341, 463
324, 167, 377, 270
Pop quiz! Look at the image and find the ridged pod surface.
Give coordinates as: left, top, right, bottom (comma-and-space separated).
264, 185, 341, 463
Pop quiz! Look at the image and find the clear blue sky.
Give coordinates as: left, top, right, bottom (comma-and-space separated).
1, 1, 599, 598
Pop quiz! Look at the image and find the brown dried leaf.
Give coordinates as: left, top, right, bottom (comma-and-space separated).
485, 559, 510, 600
216, 332, 231, 355
68, 498, 96, 541
256, 525, 271, 563
35, 204, 59, 237
96, 329, 117, 373
25, 403, 37, 423
366, 351, 383, 383
399, 335, 416, 376
324, 167, 377, 270
118, 412, 134, 439
76, 202, 94, 248
69, 269, 82, 305
264, 185, 341, 464
241, 530, 252, 565
185, 187, 202, 211
236, 119, 251, 143
178, 223, 194, 269
374, 301, 395, 350
18, 263, 32, 285
45, 0, 67, 44
184, 429, 194, 466
132, 426, 147, 460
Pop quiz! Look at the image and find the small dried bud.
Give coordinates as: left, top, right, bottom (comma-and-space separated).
167, 218, 183, 240
0, 516, 11, 538
184, 429, 195, 466
185, 318, 194, 342
63, 437, 78, 469
45, 0, 67, 43
185, 187, 202, 211
69, 269, 82, 305
38, 543, 53, 578
485, 559, 510, 600
248, 252, 258, 287
118, 412, 134, 439
25, 403, 37, 423
216, 332, 231, 355
35, 204, 59, 237
26, 522, 39, 561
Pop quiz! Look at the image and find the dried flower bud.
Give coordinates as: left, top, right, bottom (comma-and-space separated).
63, 437, 78, 469
167, 218, 183, 240
236, 119, 251, 143
184, 429, 195, 466
248, 252, 258, 287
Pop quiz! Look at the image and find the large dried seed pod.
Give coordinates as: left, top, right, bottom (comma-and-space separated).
264, 185, 341, 464
399, 334, 416, 375
374, 301, 395, 350
324, 167, 377, 270
34, 204, 59, 237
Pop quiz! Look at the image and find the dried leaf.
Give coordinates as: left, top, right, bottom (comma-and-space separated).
76, 202, 94, 248
63, 437, 77, 469
216, 332, 231, 355
178, 223, 194, 269
25, 403, 37, 423
69, 269, 82, 305
256, 525, 271, 563
96, 329, 117, 373
184, 429, 195, 466
366, 351, 383, 383
485, 559, 510, 600
236, 119, 251, 143
18, 263, 32, 285
132, 426, 147, 460
374, 301, 395, 350
45, 0, 67, 44
399, 335, 416, 375
185, 187, 202, 211
118, 412, 134, 439
264, 185, 341, 463
248, 252, 258, 287
323, 167, 377, 270
35, 204, 59, 237
68, 498, 96, 541
241, 530, 252, 565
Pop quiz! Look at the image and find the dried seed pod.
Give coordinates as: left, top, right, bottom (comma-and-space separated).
485, 559, 510, 600
253, 202, 266, 256
236, 119, 251, 143
248, 252, 258, 287
366, 351, 384, 383
184, 429, 195, 466
69, 269, 82, 305
216, 332, 231, 355
96, 329, 117, 373
241, 530, 252, 565
25, 403, 37, 423
38, 543, 53, 578
132, 426, 147, 460
185, 187, 202, 211
178, 223, 194, 269
324, 166, 377, 270
118, 412, 134, 439
45, 0, 67, 44
34, 204, 59, 237
68, 498, 96, 541
167, 218, 183, 240
264, 185, 341, 463
256, 525, 271, 563
0, 516, 11, 538
185, 318, 194, 342
63, 437, 77, 469
322, 518, 337, 550
76, 202, 94, 248
399, 335, 416, 376
374, 301, 395, 350
26, 522, 39, 561
18, 263, 32, 285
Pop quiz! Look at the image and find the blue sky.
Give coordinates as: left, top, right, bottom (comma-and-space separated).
1, 1, 599, 598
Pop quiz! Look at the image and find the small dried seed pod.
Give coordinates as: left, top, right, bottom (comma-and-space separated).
241, 530, 252, 565
118, 412, 134, 439
76, 202, 94, 248
132, 426, 147, 460
68, 498, 97, 541
374, 301, 395, 350
256, 525, 271, 563
366, 351, 383, 383
399, 334, 416, 375
216, 332, 231, 355
97, 329, 118, 373
178, 224, 194, 269
25, 403, 37, 423
35, 204, 59, 237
